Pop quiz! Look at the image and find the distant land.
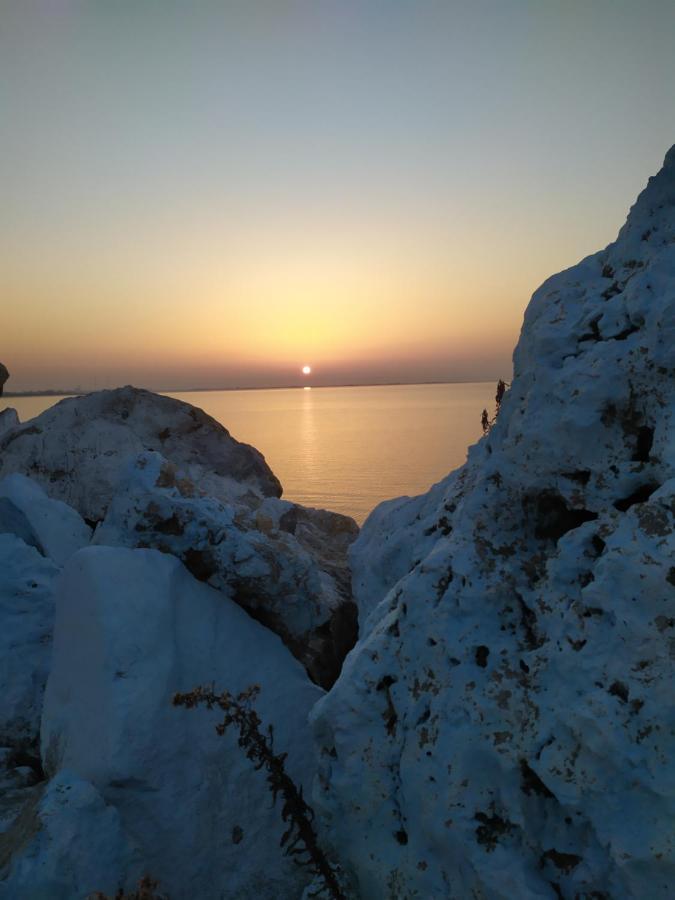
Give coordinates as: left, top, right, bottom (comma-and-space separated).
3, 378, 495, 398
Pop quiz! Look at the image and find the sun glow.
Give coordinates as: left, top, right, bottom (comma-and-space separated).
302, 365, 312, 375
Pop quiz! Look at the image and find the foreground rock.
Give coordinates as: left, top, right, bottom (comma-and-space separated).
2, 547, 324, 899
0, 474, 91, 566
0, 388, 358, 687
0, 409, 17, 440
0, 386, 282, 522
0, 385, 359, 896
312, 148, 675, 897
0, 479, 92, 851
93, 451, 357, 689
0, 534, 57, 753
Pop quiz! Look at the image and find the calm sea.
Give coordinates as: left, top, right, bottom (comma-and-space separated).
2, 383, 494, 524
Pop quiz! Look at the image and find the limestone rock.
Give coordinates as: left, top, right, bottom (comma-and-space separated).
0, 772, 140, 900
0, 474, 91, 566
312, 147, 675, 897
1, 547, 324, 899
0, 409, 18, 440
0, 386, 282, 522
94, 452, 358, 688
0, 534, 57, 751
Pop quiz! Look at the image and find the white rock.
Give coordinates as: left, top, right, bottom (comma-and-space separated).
0, 386, 282, 522
0, 534, 57, 750
0, 474, 91, 566
0, 771, 140, 900
311, 147, 675, 897
93, 451, 358, 688
0, 408, 18, 439
20, 546, 324, 899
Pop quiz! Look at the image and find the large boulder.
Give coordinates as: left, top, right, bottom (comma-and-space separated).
94, 452, 358, 689
0, 386, 282, 522
0, 364, 8, 397
2, 547, 324, 899
0, 388, 359, 687
311, 148, 675, 897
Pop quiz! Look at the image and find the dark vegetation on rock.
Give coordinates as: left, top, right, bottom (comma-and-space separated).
173, 685, 347, 900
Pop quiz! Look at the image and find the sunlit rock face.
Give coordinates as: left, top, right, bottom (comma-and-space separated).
312, 147, 675, 898
0, 386, 283, 522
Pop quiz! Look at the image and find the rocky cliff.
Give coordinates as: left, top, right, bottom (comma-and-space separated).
311, 147, 675, 898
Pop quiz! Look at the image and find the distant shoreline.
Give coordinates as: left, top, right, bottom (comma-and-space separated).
3, 379, 496, 399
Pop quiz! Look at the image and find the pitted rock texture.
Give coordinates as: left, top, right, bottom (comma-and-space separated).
312, 147, 675, 898
94, 452, 358, 689
0, 386, 282, 522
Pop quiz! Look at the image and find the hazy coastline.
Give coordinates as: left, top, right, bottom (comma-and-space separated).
3, 378, 495, 399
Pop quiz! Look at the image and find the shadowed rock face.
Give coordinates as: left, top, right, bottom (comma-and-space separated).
0, 408, 19, 439
93, 451, 359, 689
0, 386, 282, 521
0, 362, 8, 396
18, 547, 323, 900
312, 147, 675, 898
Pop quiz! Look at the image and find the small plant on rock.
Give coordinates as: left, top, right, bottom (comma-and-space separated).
481, 378, 510, 435
172, 684, 347, 900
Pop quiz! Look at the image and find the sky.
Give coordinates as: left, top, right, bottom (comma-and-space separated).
2, 1, 675, 392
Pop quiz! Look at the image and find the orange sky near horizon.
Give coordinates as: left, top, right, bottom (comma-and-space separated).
2, 2, 674, 392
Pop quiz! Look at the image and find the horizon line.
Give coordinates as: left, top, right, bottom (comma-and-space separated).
3, 377, 500, 399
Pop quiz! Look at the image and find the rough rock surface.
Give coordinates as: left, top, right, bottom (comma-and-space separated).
312, 148, 675, 898
0, 771, 138, 900
0, 386, 282, 522
94, 451, 358, 688
0, 534, 57, 751
0, 388, 358, 686
0, 409, 18, 440
2, 547, 324, 899
0, 365, 8, 397
0, 474, 91, 566
0, 480, 89, 851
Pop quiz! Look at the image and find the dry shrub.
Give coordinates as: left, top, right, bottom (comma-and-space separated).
173, 684, 346, 900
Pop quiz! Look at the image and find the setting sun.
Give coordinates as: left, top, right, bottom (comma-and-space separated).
302, 365, 312, 375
